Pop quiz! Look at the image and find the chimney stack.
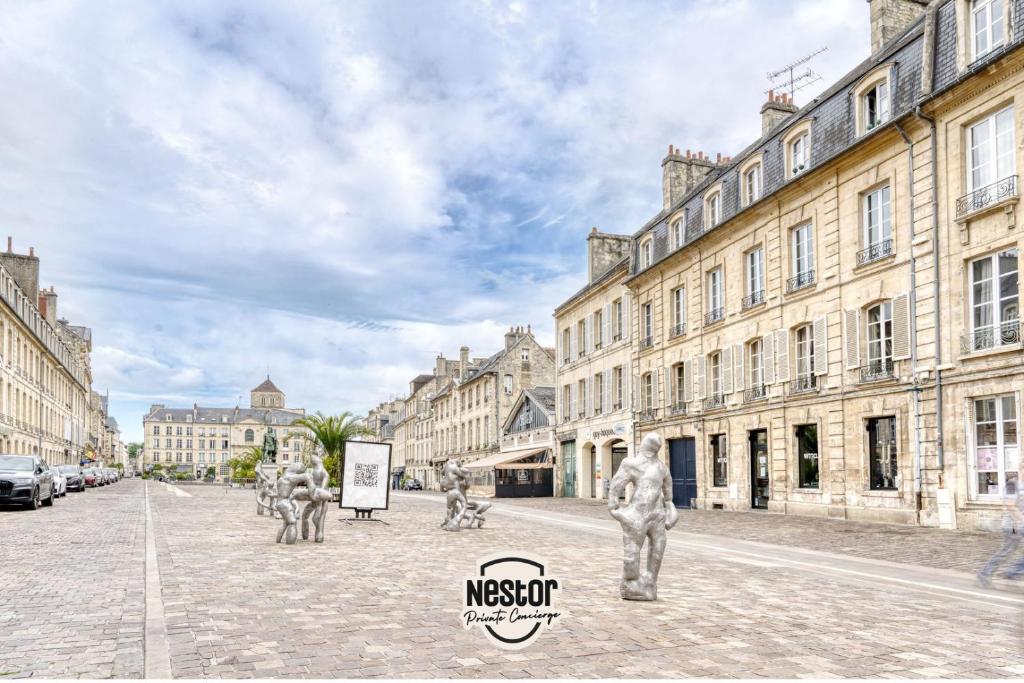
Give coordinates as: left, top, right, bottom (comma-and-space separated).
0, 238, 40, 305
587, 228, 631, 283
39, 287, 58, 326
869, 0, 928, 54
459, 346, 469, 380
662, 146, 728, 210
760, 90, 799, 135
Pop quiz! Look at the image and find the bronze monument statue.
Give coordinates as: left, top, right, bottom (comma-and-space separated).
608, 432, 677, 601
261, 426, 278, 464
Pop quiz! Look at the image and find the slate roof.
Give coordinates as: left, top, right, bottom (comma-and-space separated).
144, 405, 305, 426
251, 377, 282, 393
525, 386, 556, 415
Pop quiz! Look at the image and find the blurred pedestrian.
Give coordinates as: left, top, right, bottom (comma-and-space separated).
978, 473, 1024, 587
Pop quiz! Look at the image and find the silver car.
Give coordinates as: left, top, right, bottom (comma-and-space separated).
0, 454, 56, 509
48, 466, 68, 497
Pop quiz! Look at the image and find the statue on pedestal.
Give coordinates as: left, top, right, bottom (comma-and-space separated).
261, 426, 278, 464
608, 432, 677, 601
439, 459, 491, 531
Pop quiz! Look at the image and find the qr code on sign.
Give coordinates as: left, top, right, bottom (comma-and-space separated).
353, 463, 379, 488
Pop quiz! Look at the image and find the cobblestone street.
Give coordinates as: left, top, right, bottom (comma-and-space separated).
1, 480, 1022, 679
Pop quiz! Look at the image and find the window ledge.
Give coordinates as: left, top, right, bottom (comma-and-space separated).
853, 252, 896, 273
956, 195, 1018, 224
957, 342, 1023, 362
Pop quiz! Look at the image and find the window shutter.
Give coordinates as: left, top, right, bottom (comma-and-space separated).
603, 303, 612, 346
695, 355, 706, 400
892, 293, 911, 360
722, 346, 733, 394
656, 368, 664, 409
775, 328, 790, 382
582, 377, 590, 416
603, 369, 612, 413
556, 330, 563, 367
585, 315, 593, 354
734, 343, 745, 391
569, 383, 577, 420
569, 324, 578, 360
813, 315, 829, 376
762, 333, 776, 384
623, 292, 632, 340
624, 368, 631, 411
632, 374, 641, 412
684, 359, 694, 403
844, 309, 861, 369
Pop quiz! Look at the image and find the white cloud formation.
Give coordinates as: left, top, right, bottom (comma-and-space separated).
0, 0, 868, 441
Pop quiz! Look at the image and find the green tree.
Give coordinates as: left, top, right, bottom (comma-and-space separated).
205, 466, 216, 480
126, 442, 142, 459
227, 446, 263, 480
291, 411, 373, 487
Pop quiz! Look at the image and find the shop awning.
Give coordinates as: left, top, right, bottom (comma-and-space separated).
495, 462, 553, 470
465, 447, 548, 470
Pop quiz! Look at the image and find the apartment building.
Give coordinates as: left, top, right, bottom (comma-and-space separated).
618, 0, 1022, 530
553, 230, 636, 499
0, 239, 91, 465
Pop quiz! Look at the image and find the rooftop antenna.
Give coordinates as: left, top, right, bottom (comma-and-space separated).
766, 46, 829, 101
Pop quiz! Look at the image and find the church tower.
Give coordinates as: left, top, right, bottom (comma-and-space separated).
250, 376, 285, 409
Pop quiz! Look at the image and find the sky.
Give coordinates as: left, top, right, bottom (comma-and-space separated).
0, 0, 869, 443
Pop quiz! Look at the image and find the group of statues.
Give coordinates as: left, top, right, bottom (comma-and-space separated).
254, 427, 332, 544
439, 459, 491, 531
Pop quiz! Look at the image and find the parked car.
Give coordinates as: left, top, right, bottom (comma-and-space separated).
402, 478, 423, 491
60, 465, 86, 492
83, 468, 99, 488
0, 454, 56, 509
48, 466, 68, 497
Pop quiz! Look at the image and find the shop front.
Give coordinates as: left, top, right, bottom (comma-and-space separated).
465, 447, 553, 498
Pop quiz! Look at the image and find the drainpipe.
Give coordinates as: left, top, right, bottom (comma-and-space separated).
914, 106, 944, 483
894, 121, 922, 501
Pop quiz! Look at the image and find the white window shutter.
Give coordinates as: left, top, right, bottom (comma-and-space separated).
734, 343, 745, 391
623, 293, 632, 341
695, 355, 706, 400
556, 330, 563, 367
569, 383, 577, 420
585, 315, 593, 353
569, 324, 578, 360
892, 293, 911, 360
632, 374, 641, 411
624, 368, 631, 411
603, 369, 611, 412
656, 368, 663, 409
844, 309, 861, 369
763, 333, 776, 385
603, 303, 612, 346
722, 346, 733, 394
775, 328, 790, 382
813, 315, 829, 376
684, 359, 694, 403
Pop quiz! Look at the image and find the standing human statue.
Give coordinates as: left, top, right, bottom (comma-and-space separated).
261, 426, 278, 464
608, 432, 677, 601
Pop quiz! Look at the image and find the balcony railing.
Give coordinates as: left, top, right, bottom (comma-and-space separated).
613, 332, 622, 342
961, 320, 1022, 353
789, 375, 818, 395
670, 402, 687, 416
860, 359, 895, 383
671, 322, 687, 338
956, 175, 1018, 220
640, 336, 655, 350
704, 308, 724, 326
743, 385, 767, 402
786, 270, 815, 293
857, 239, 893, 266
638, 409, 658, 423
703, 394, 725, 411
742, 290, 765, 310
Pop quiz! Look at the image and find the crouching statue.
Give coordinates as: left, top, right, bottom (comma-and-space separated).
264, 453, 332, 544
439, 459, 491, 531
255, 466, 277, 517
608, 432, 677, 601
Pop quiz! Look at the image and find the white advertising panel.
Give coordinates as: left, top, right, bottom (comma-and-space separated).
340, 441, 392, 510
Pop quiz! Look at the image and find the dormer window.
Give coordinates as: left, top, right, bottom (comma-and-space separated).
639, 238, 653, 269
972, 0, 1006, 62
704, 191, 721, 229
790, 134, 809, 176
671, 218, 684, 249
742, 161, 762, 206
863, 81, 890, 132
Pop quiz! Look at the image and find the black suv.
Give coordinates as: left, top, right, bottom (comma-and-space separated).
402, 478, 423, 490
0, 454, 56, 509
59, 464, 86, 492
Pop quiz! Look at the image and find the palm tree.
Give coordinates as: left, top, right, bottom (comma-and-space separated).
228, 446, 263, 480
291, 411, 373, 487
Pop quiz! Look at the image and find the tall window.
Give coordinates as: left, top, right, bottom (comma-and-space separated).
640, 239, 653, 269
792, 224, 814, 280
746, 247, 764, 305
244, 429, 254, 443
710, 434, 727, 487
577, 319, 586, 357
868, 416, 898, 490
863, 185, 892, 251
744, 164, 762, 205
672, 218, 684, 249
973, 394, 1018, 498
866, 302, 893, 371
613, 366, 624, 408
562, 385, 571, 422
674, 364, 685, 407
862, 80, 890, 131
672, 287, 686, 335
795, 325, 815, 380
795, 424, 819, 489
594, 373, 604, 414
642, 302, 653, 345
970, 249, 1019, 350
613, 299, 623, 340
972, 0, 1006, 61
504, 374, 513, 395
709, 352, 722, 398
705, 192, 721, 229
641, 373, 654, 414
791, 133, 809, 176
748, 338, 763, 388
707, 268, 723, 319
968, 106, 1015, 191
593, 309, 603, 350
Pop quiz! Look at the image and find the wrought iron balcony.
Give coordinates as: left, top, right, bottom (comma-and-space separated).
860, 359, 895, 383
742, 289, 766, 310
637, 409, 658, 423
961, 320, 1022, 353
743, 385, 767, 402
956, 175, 1018, 220
640, 336, 655, 350
671, 322, 687, 338
704, 308, 724, 326
702, 394, 725, 411
857, 239, 893, 266
613, 333, 622, 342
670, 401, 687, 416
786, 270, 815, 293
789, 375, 818, 395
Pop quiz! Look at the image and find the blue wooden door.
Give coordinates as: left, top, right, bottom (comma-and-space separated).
669, 437, 697, 509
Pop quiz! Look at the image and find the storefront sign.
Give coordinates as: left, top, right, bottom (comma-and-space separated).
463, 553, 562, 650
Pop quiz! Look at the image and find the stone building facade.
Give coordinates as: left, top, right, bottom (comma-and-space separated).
604, 0, 1024, 531
0, 238, 92, 465
553, 230, 636, 499
141, 377, 308, 480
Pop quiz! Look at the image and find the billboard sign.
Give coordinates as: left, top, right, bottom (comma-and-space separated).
340, 440, 392, 510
